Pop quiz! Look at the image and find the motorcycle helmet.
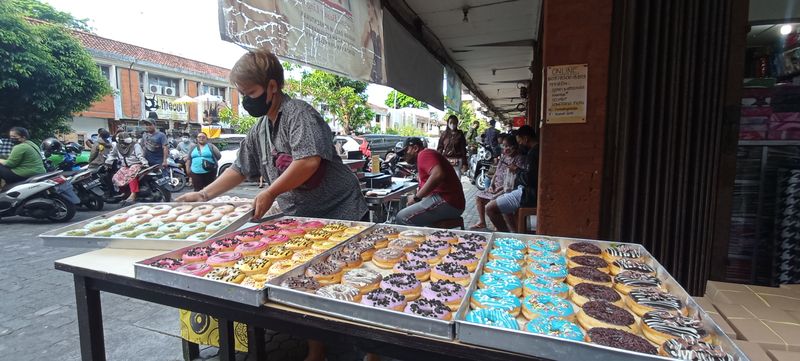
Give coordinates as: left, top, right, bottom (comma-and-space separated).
65, 142, 83, 154
40, 138, 64, 157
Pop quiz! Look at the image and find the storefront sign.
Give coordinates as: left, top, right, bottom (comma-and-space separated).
512, 116, 527, 128
546, 64, 588, 124
144, 95, 188, 121
219, 0, 386, 84
445, 65, 462, 112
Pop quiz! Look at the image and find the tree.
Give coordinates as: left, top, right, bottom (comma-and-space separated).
292, 69, 374, 134
0, 1, 110, 140
385, 90, 427, 109
218, 107, 258, 134
10, 0, 91, 31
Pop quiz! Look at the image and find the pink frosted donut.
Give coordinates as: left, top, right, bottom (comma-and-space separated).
126, 205, 152, 215
177, 263, 213, 277
147, 204, 173, 216
109, 213, 130, 223
257, 224, 280, 236
234, 241, 269, 256
182, 246, 216, 264
169, 205, 194, 216
427, 230, 458, 244
279, 228, 305, 237
211, 205, 235, 214
234, 204, 253, 213
210, 237, 242, 253
235, 230, 261, 243
206, 252, 243, 267
152, 213, 178, 223
422, 280, 466, 306
127, 214, 153, 224
191, 204, 215, 215
300, 221, 326, 230
361, 288, 406, 310
404, 298, 452, 320
262, 234, 290, 245
176, 213, 201, 223
274, 219, 300, 229
197, 213, 222, 223
420, 239, 450, 256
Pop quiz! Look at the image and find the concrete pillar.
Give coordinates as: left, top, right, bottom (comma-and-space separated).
536, 0, 613, 238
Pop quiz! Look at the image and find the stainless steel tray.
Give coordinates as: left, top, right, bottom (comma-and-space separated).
267, 225, 493, 340
39, 202, 266, 250
134, 217, 375, 306
455, 233, 749, 361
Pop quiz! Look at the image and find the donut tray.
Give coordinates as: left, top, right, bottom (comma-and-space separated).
133, 217, 375, 306
39, 202, 264, 250
454, 233, 749, 361
266, 225, 493, 340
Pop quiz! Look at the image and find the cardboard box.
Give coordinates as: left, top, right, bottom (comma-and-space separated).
706, 281, 770, 307
734, 340, 772, 361
766, 349, 800, 361
714, 304, 796, 323
760, 294, 800, 311
693, 296, 719, 313
708, 312, 739, 340
728, 319, 800, 352
788, 310, 800, 323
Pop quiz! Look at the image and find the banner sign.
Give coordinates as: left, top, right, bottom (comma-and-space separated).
546, 64, 588, 124
512, 116, 527, 128
444, 65, 462, 112
219, 0, 386, 84
144, 95, 188, 121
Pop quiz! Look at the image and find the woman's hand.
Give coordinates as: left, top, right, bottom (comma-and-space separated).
253, 189, 277, 220
176, 191, 206, 202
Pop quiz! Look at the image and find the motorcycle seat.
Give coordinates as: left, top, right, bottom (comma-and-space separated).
1, 171, 62, 191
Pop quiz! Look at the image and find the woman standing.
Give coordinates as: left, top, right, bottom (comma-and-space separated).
437, 115, 468, 178
185, 132, 221, 191
470, 135, 527, 229
106, 131, 148, 206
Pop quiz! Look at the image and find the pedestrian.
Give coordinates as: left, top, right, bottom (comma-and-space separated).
395, 137, 465, 226
486, 125, 538, 232
0, 127, 46, 187
471, 135, 527, 229
106, 131, 148, 206
484, 119, 500, 157
176, 132, 195, 186
437, 115, 468, 179
177, 48, 368, 361
186, 132, 221, 191
140, 112, 169, 169
87, 129, 112, 169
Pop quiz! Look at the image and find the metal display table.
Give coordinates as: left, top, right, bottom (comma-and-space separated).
364, 179, 418, 222
55, 249, 538, 361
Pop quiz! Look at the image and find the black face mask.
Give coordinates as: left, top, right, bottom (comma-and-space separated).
242, 90, 271, 117
10, 138, 21, 145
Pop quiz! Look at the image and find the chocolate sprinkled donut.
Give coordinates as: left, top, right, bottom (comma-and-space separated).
569, 266, 612, 283
571, 255, 609, 269
588, 328, 657, 354
583, 300, 636, 326
573, 283, 621, 303
568, 242, 602, 255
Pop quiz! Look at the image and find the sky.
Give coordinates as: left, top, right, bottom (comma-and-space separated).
42, 0, 394, 105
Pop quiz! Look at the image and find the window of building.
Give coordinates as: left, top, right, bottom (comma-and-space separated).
148, 75, 180, 96
99, 65, 110, 81
202, 85, 226, 101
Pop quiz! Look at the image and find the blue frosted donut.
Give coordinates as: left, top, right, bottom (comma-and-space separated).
524, 275, 569, 296
490, 248, 525, 263
479, 272, 523, 294
527, 259, 568, 280
484, 259, 523, 277
525, 316, 584, 341
470, 288, 521, 314
493, 238, 526, 251
527, 237, 561, 253
522, 294, 574, 319
466, 308, 520, 330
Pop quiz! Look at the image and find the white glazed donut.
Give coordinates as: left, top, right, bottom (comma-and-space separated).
168, 205, 194, 216
126, 205, 152, 215
147, 204, 173, 216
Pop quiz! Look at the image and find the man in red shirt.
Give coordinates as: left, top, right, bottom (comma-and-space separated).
395, 137, 465, 226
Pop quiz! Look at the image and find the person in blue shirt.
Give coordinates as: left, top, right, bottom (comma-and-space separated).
185, 132, 221, 191
140, 112, 169, 168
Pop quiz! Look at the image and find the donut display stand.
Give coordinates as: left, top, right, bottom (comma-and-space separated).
266, 225, 492, 340
134, 216, 375, 306
454, 233, 748, 361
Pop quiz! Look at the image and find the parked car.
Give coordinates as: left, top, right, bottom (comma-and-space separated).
212, 134, 247, 177
333, 135, 364, 158
361, 134, 410, 156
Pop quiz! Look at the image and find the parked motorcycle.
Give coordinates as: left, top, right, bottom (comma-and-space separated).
381, 142, 417, 180
96, 164, 172, 204
165, 149, 188, 193
67, 167, 105, 211
468, 141, 494, 191
0, 171, 78, 222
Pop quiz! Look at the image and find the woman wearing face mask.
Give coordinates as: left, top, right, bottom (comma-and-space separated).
106, 131, 148, 206
469, 134, 527, 230
185, 132, 221, 191
436, 115, 468, 179
0, 127, 46, 186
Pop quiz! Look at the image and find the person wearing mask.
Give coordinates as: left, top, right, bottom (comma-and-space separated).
140, 113, 169, 168
437, 115, 468, 179
486, 125, 539, 232
470, 134, 527, 229
0, 127, 46, 186
186, 132, 221, 191
177, 48, 367, 361
484, 119, 500, 157
106, 131, 148, 206
176, 132, 195, 186
396, 137, 465, 226
87, 129, 112, 169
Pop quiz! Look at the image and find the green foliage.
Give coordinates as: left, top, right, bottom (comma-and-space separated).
10, 0, 91, 31
445, 101, 487, 145
292, 69, 374, 134
385, 90, 426, 109
218, 107, 258, 134
391, 124, 427, 137
0, 3, 111, 140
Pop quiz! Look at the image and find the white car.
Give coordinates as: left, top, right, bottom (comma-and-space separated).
213, 134, 247, 177
333, 135, 362, 157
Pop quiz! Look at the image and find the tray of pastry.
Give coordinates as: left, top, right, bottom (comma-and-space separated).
39, 202, 267, 250
455, 233, 748, 361
134, 216, 374, 306
266, 225, 493, 340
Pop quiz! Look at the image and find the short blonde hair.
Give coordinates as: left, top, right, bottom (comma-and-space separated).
230, 48, 285, 89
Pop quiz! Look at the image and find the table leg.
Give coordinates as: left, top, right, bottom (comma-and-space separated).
74, 275, 106, 361
218, 318, 236, 361
247, 326, 265, 360
181, 339, 200, 361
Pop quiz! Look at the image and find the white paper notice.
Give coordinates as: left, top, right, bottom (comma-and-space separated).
546, 64, 588, 124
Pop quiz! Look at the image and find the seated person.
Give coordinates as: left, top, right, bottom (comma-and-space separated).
395, 137, 464, 226
471, 135, 527, 229
486, 125, 538, 232
0, 127, 46, 186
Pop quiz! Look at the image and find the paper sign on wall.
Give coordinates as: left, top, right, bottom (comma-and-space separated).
546, 64, 588, 124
